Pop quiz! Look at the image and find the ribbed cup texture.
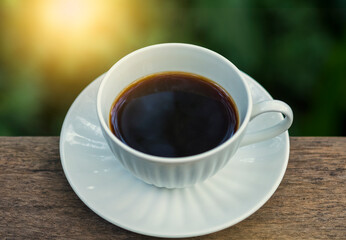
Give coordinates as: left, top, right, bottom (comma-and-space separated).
103, 127, 238, 188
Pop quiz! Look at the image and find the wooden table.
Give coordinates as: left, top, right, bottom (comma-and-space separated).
0, 137, 345, 239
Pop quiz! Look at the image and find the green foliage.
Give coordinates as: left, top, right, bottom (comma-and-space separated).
0, 0, 345, 136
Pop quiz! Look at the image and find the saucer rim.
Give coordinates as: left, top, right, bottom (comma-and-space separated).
59, 72, 289, 238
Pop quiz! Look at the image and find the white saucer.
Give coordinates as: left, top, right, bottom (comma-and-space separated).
60, 72, 289, 238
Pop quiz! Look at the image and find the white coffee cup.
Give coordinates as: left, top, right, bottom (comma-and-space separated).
97, 43, 293, 188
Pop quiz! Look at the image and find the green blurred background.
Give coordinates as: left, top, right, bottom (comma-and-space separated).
0, 0, 345, 136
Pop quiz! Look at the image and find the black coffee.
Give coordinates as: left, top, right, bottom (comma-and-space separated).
110, 71, 239, 158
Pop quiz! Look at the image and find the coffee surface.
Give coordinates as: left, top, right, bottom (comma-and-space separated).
110, 72, 238, 157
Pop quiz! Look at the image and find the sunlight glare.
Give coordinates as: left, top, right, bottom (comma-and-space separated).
40, 0, 103, 34
1, 0, 149, 79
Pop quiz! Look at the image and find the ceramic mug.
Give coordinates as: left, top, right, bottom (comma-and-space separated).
97, 43, 293, 188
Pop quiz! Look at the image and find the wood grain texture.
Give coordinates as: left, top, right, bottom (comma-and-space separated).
0, 137, 345, 239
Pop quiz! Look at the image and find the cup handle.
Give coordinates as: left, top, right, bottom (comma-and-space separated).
240, 100, 293, 147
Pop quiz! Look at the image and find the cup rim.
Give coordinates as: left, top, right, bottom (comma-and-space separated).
96, 43, 253, 163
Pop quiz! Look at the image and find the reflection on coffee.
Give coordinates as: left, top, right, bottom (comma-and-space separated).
109, 71, 239, 158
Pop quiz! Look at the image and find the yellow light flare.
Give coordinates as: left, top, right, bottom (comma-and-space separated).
39, 0, 105, 36
1, 0, 160, 80
29, 0, 118, 74
1, 0, 135, 76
